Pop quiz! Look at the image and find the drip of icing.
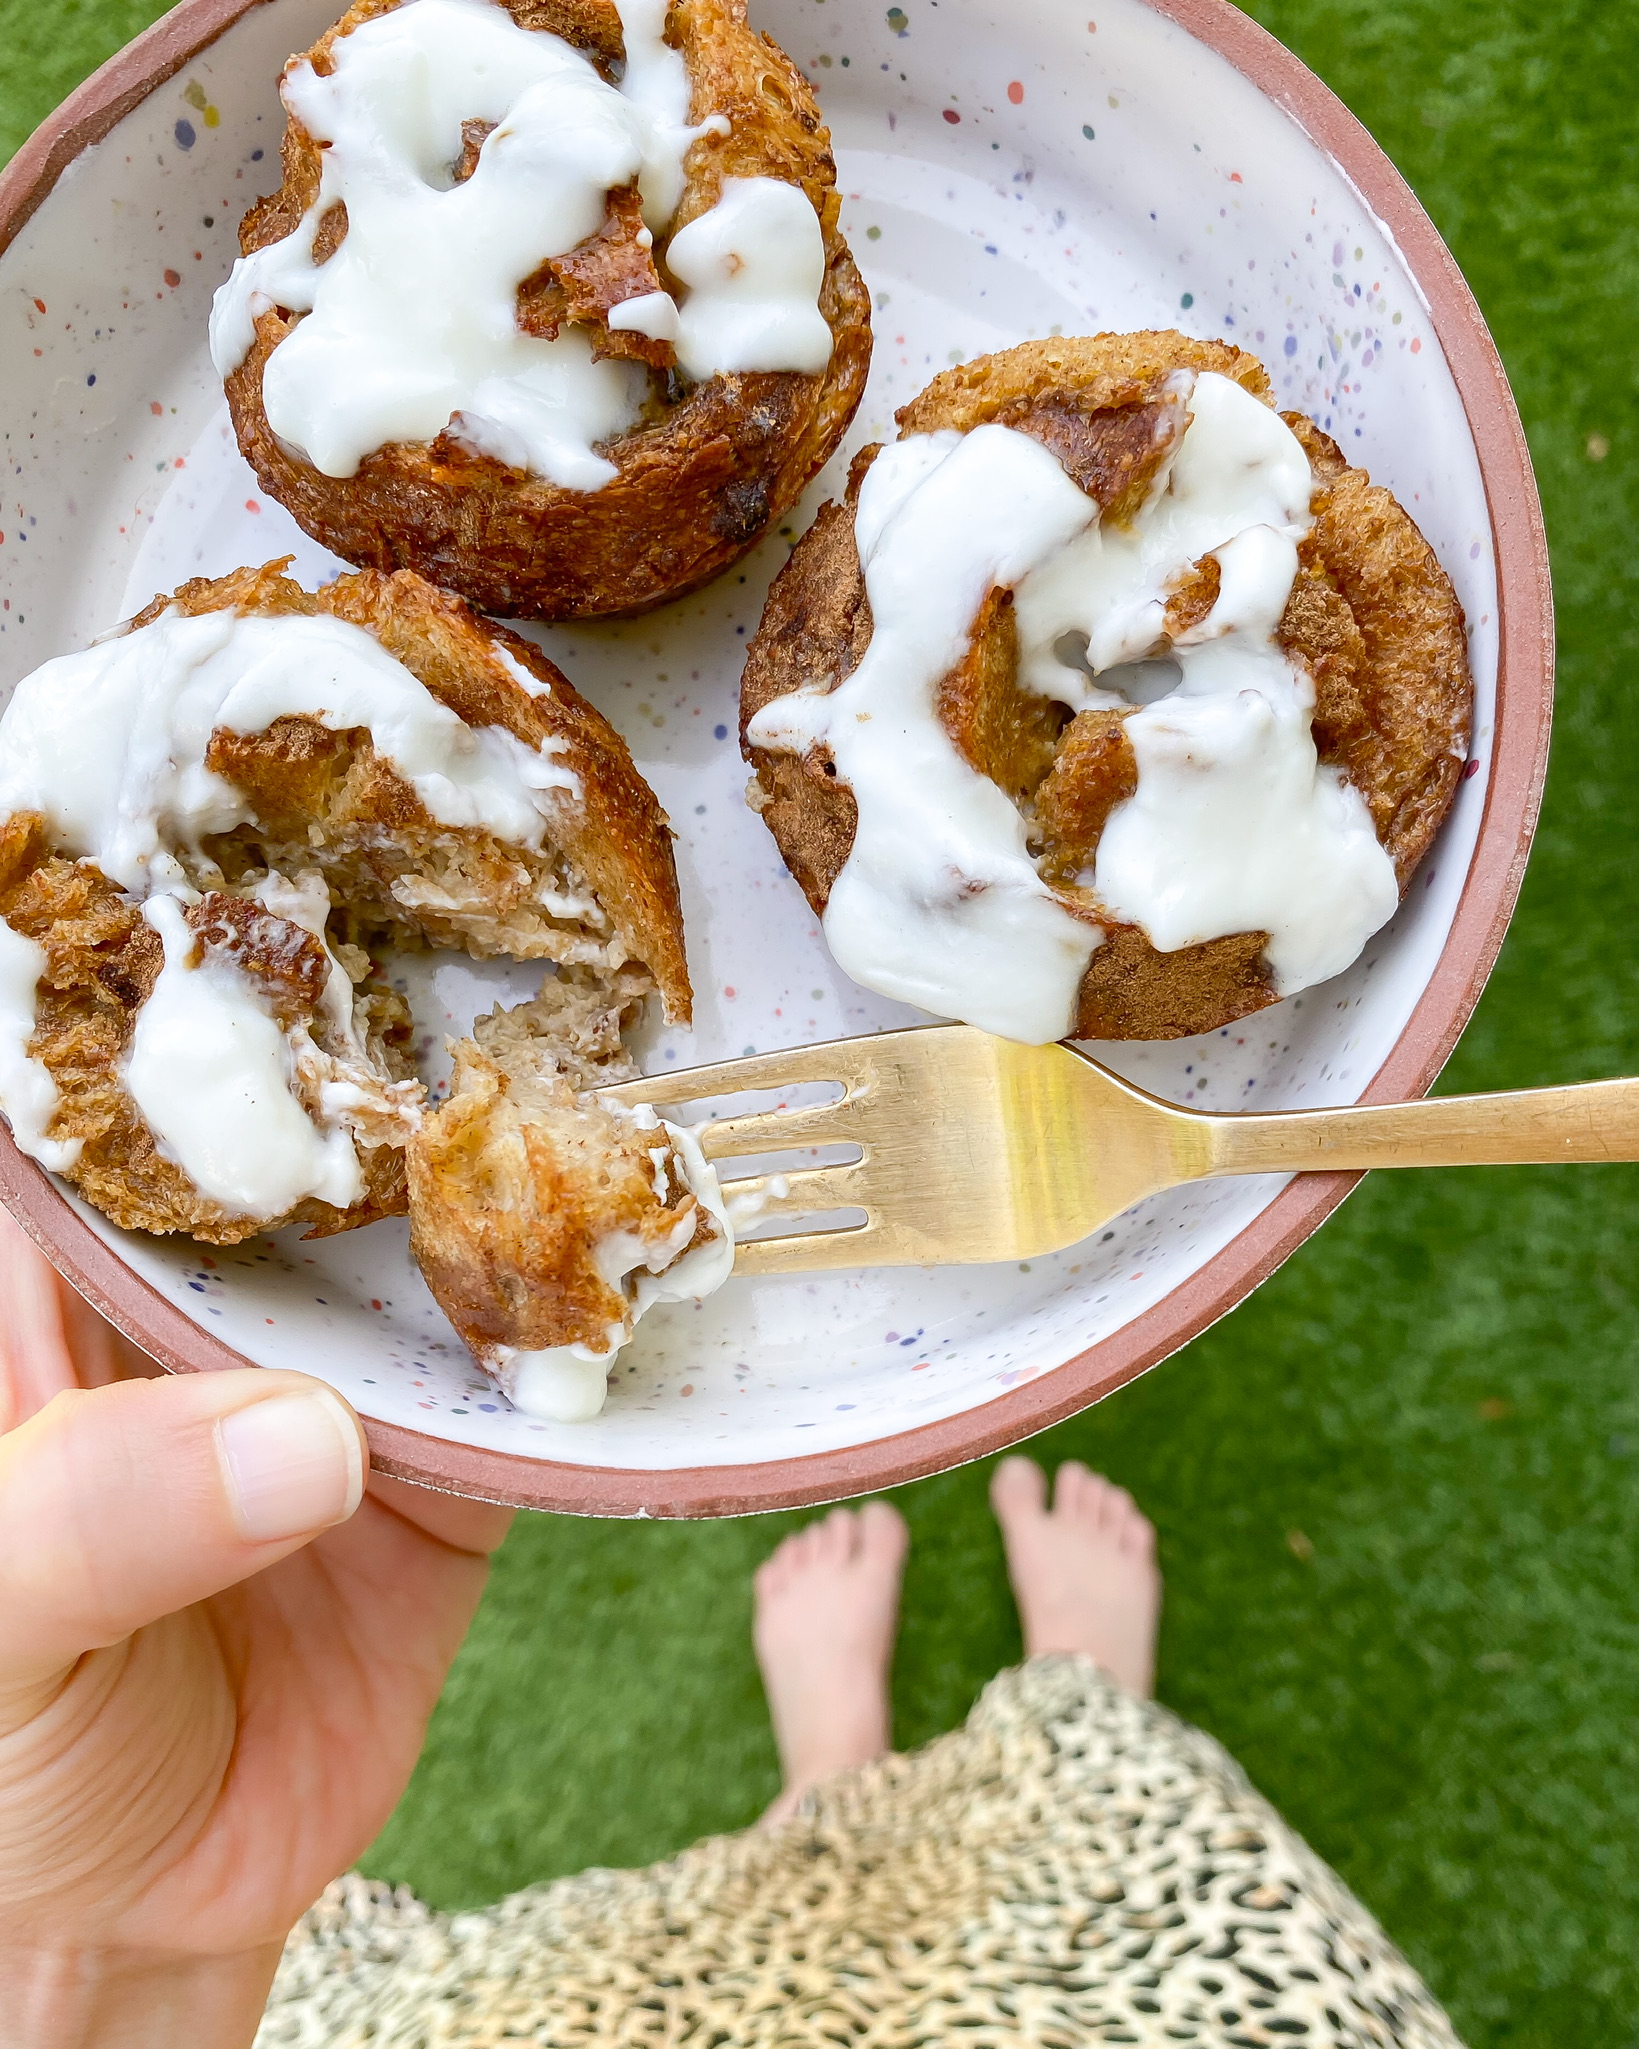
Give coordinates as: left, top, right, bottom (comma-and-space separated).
746, 425, 1104, 1044
0, 917, 81, 1171
123, 895, 365, 1220
607, 290, 681, 344
208, 0, 828, 487
0, 608, 581, 898
1014, 372, 1399, 993
668, 178, 834, 381
750, 373, 1402, 1038
500, 1110, 733, 1422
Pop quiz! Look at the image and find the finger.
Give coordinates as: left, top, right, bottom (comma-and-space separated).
0, 1210, 79, 1432
0, 1368, 366, 1699
366, 1471, 512, 1557
57, 1275, 164, 1391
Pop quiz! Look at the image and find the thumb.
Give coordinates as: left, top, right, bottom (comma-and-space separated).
0, 1368, 366, 1698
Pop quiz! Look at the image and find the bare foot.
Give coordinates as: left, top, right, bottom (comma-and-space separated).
753, 1500, 909, 1822
990, 1457, 1161, 1695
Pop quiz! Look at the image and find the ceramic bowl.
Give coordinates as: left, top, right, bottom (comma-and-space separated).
0, 0, 1551, 1515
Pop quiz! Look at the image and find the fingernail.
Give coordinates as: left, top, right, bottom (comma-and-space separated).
216, 1390, 365, 1543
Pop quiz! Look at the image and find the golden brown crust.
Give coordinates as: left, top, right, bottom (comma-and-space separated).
0, 815, 411, 1244
133, 559, 692, 1021
224, 0, 872, 619
738, 496, 864, 913
741, 331, 1472, 1041
1280, 413, 1470, 888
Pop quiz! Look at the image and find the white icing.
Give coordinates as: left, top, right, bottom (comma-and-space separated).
607, 289, 681, 343
746, 425, 1104, 1043
208, 0, 829, 487
1093, 668, 1398, 988
123, 895, 364, 1220
749, 372, 1402, 1039
1014, 372, 1399, 993
724, 1172, 788, 1230
0, 607, 581, 897
668, 178, 833, 381
501, 1109, 733, 1422
502, 1329, 625, 1424
0, 917, 81, 1172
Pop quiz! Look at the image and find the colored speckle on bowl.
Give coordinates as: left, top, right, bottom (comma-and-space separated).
887, 6, 908, 33
1082, 124, 1095, 140
174, 119, 196, 150
1007, 81, 1024, 104
182, 81, 221, 128
1180, 291, 1194, 308
942, 108, 960, 125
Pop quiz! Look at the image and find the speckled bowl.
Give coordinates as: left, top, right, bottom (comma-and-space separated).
0, 0, 1551, 1515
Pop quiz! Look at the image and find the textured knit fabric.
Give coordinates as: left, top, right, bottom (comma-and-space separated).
258, 1655, 1463, 2047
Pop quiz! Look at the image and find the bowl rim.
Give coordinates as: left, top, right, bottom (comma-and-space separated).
0, 0, 1554, 1517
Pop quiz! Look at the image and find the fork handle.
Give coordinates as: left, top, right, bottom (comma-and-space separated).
1202, 1076, 1639, 1176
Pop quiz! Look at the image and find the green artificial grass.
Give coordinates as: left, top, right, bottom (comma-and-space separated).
3, 1, 1638, 2040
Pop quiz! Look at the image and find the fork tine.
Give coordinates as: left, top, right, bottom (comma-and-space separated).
596, 1037, 874, 1114
696, 1099, 863, 1161
725, 1161, 869, 1219
732, 1220, 878, 1276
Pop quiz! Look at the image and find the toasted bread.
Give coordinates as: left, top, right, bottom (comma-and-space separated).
223, 0, 872, 619
0, 561, 693, 1259
407, 967, 729, 1406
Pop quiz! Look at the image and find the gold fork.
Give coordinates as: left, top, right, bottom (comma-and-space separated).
598, 1024, 1639, 1275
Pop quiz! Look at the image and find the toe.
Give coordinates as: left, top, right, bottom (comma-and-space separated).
819, 1506, 855, 1562
990, 1455, 1047, 1525
1101, 1481, 1139, 1534
858, 1498, 909, 1572
1119, 1502, 1159, 1561
1051, 1460, 1099, 1521
755, 1534, 802, 1600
